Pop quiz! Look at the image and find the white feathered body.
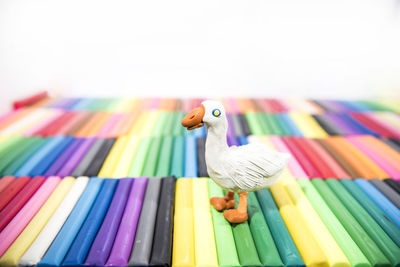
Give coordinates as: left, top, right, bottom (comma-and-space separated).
206, 141, 290, 193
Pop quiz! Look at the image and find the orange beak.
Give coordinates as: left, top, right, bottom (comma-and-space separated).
181, 104, 205, 130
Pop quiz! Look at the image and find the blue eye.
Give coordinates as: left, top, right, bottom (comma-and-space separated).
212, 109, 221, 117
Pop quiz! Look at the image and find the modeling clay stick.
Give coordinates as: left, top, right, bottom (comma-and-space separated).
314, 139, 360, 178
45, 138, 83, 176
160, 112, 175, 136
0, 177, 73, 264
98, 136, 129, 177
0, 176, 45, 231
88, 98, 112, 111
324, 137, 387, 179
85, 138, 116, 177
0, 176, 30, 211
74, 112, 105, 137
197, 137, 208, 177
351, 113, 398, 138
327, 179, 400, 265
85, 179, 132, 265
271, 114, 287, 135
362, 136, 400, 163
312, 179, 390, 266
62, 179, 118, 266
30, 137, 74, 176
140, 110, 161, 137
312, 100, 336, 112
192, 179, 218, 267
170, 136, 184, 178
86, 112, 113, 136
390, 138, 400, 148
207, 180, 240, 267
0, 109, 34, 131
31, 112, 65, 136
41, 112, 74, 136
172, 179, 195, 267
341, 179, 400, 247
247, 192, 283, 266
0, 109, 46, 135
265, 113, 282, 135
347, 137, 400, 179
343, 114, 380, 136
13, 91, 48, 109
57, 138, 95, 177
226, 115, 236, 139
97, 113, 123, 137
238, 114, 251, 136
255, 189, 304, 267
284, 181, 350, 267
282, 137, 319, 178
270, 183, 329, 267
0, 138, 39, 174
366, 113, 400, 137
151, 111, 168, 137
230, 114, 244, 137
112, 136, 140, 178
268, 136, 308, 179
15, 136, 66, 176
369, 178, 400, 209
19, 177, 88, 266
312, 114, 344, 136
128, 178, 161, 266
380, 138, 400, 153
300, 112, 328, 137
1, 138, 46, 176
150, 177, 176, 266
0, 136, 22, 157
297, 179, 370, 267
129, 112, 149, 135
68, 138, 104, 176
245, 112, 263, 135
280, 113, 303, 136
184, 135, 197, 177
304, 138, 350, 178
288, 112, 314, 138
291, 137, 335, 178
70, 98, 94, 110
128, 136, 151, 177
384, 179, 400, 194
0, 177, 60, 257
108, 113, 137, 137
271, 99, 289, 112
355, 178, 400, 228
171, 112, 185, 136
38, 178, 103, 266
67, 112, 93, 135
0, 176, 14, 193
141, 136, 162, 177
107, 178, 148, 266
155, 136, 174, 177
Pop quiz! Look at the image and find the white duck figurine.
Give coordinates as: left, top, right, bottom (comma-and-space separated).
182, 100, 290, 223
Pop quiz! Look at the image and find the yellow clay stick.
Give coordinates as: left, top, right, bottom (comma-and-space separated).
270, 183, 329, 267
112, 135, 141, 178
172, 178, 195, 267
192, 178, 218, 267
98, 136, 129, 178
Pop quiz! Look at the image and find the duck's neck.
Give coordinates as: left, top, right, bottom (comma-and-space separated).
205, 121, 229, 153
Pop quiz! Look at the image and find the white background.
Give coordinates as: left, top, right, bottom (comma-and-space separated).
0, 0, 399, 112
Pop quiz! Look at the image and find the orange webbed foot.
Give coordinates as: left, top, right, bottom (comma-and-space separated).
210, 197, 235, 211
223, 209, 248, 223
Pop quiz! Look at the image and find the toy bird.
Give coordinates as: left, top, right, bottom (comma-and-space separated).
182, 100, 290, 223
